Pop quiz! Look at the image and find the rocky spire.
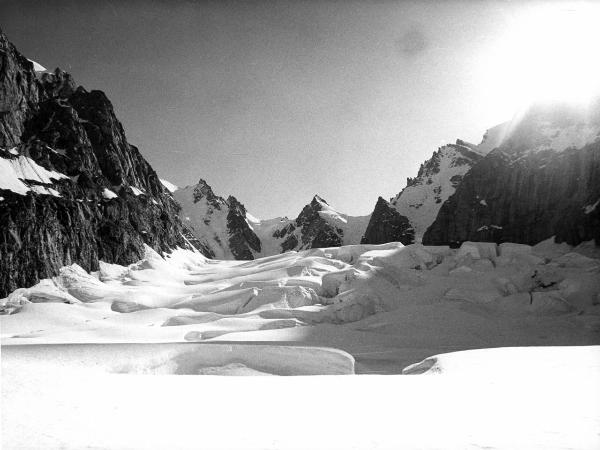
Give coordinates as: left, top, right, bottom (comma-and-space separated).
361, 197, 414, 245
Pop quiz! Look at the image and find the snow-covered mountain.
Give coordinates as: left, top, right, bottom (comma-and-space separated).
389, 140, 486, 241
274, 195, 371, 252
173, 180, 261, 259
424, 100, 600, 246
361, 128, 503, 245
175, 116, 553, 258
174, 181, 371, 259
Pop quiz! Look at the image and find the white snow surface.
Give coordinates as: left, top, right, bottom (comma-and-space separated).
27, 58, 47, 72
159, 178, 178, 193
3, 240, 599, 362
2, 240, 600, 449
130, 186, 145, 196
246, 215, 294, 256
102, 188, 118, 199
0, 154, 68, 195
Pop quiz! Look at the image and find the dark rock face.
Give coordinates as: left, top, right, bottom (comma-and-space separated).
0, 31, 40, 148
0, 29, 197, 297
423, 103, 600, 247
361, 197, 414, 245
193, 179, 223, 209
280, 196, 343, 251
227, 195, 261, 259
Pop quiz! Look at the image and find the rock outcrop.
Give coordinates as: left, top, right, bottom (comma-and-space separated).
0, 29, 196, 297
227, 195, 262, 259
423, 101, 600, 247
361, 197, 414, 245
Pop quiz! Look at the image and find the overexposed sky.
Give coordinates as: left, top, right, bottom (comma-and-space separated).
3, 0, 599, 218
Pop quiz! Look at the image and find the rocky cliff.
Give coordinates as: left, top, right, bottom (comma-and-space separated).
423, 101, 600, 246
360, 197, 414, 245
0, 29, 196, 297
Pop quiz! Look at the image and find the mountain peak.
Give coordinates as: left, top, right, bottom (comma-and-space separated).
311, 194, 329, 206
192, 179, 221, 205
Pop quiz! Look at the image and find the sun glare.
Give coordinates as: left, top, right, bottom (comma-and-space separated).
483, 2, 600, 114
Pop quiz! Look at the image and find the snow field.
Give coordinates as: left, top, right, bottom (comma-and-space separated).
2, 239, 599, 449
2, 238, 599, 373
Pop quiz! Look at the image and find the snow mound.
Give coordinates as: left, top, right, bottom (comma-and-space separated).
403, 345, 600, 377
2, 342, 355, 376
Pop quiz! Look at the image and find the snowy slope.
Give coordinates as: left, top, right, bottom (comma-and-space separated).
246, 215, 295, 256
173, 181, 235, 259
27, 58, 47, 72
159, 178, 178, 193
3, 345, 599, 450
390, 142, 484, 241
0, 150, 68, 197
2, 237, 600, 447
3, 239, 599, 360
174, 179, 262, 259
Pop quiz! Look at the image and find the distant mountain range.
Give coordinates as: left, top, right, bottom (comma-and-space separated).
1, 28, 599, 296
167, 120, 514, 257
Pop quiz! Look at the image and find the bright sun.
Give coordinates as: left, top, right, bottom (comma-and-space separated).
484, 2, 600, 112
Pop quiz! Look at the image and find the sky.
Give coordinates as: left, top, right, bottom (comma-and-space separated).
2, 0, 599, 218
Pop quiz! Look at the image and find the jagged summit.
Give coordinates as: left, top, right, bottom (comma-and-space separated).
311, 194, 329, 206
192, 178, 223, 207
174, 179, 260, 259
177, 183, 371, 258
388, 140, 484, 241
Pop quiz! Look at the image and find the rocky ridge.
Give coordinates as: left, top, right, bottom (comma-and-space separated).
175, 181, 372, 259
0, 29, 197, 297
